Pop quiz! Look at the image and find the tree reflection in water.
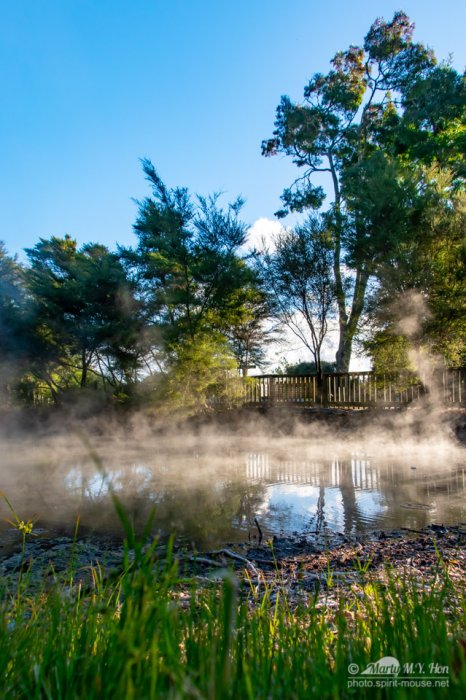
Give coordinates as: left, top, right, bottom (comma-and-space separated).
0, 438, 464, 546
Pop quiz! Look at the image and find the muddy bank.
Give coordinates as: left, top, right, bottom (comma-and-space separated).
1, 523, 464, 602
243, 524, 466, 596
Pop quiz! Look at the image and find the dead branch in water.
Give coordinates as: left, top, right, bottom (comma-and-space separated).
203, 548, 260, 577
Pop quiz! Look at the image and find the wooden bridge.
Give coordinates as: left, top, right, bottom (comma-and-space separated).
242, 367, 466, 409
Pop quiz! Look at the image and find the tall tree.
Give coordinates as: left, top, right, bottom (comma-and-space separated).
262, 11, 440, 370
260, 216, 336, 376
24, 236, 144, 399
126, 160, 265, 368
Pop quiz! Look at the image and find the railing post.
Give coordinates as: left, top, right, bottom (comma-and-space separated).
319, 370, 328, 408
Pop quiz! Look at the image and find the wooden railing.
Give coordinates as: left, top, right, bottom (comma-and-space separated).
442, 367, 465, 405
242, 367, 466, 408
244, 374, 319, 406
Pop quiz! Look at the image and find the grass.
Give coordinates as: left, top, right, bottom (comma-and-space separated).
0, 534, 465, 698
1, 487, 465, 698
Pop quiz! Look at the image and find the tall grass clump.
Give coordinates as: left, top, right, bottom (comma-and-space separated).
0, 497, 464, 698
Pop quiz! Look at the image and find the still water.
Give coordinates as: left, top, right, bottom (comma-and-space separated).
1, 434, 465, 546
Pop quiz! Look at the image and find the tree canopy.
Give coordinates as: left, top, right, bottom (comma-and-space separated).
20, 236, 145, 401
262, 10, 466, 370
124, 160, 270, 397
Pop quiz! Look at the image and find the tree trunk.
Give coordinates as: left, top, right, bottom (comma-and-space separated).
81, 350, 88, 388
335, 268, 370, 372
335, 332, 353, 373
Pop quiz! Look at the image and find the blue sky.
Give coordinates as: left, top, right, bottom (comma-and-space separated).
1, 0, 465, 259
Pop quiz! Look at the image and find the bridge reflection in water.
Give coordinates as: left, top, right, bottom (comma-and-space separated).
1, 437, 464, 547
243, 451, 465, 535
246, 453, 379, 490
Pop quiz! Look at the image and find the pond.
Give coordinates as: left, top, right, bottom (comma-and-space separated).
1, 430, 464, 547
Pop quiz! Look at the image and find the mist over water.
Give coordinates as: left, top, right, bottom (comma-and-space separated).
1, 412, 464, 548
2, 279, 464, 549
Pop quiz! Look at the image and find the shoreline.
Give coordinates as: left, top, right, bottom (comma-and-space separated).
1, 522, 464, 601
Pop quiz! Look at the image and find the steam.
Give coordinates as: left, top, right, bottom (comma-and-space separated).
0, 285, 464, 545
392, 290, 448, 415
394, 290, 431, 341
0, 399, 464, 547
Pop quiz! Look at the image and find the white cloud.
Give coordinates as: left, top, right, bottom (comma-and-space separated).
244, 217, 285, 252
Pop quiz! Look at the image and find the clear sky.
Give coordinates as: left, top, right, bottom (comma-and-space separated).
1, 0, 465, 259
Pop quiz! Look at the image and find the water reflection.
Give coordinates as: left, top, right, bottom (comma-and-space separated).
1, 438, 464, 547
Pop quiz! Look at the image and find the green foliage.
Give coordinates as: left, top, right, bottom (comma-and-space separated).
227, 287, 276, 376
396, 65, 466, 178
0, 160, 270, 413
342, 152, 420, 270
0, 242, 24, 347
364, 168, 466, 368
278, 360, 336, 376
127, 160, 259, 347
22, 236, 145, 401
0, 242, 27, 403
364, 332, 412, 373
125, 161, 270, 394
3, 13, 465, 409
154, 333, 242, 415
262, 12, 435, 216
263, 11, 465, 371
